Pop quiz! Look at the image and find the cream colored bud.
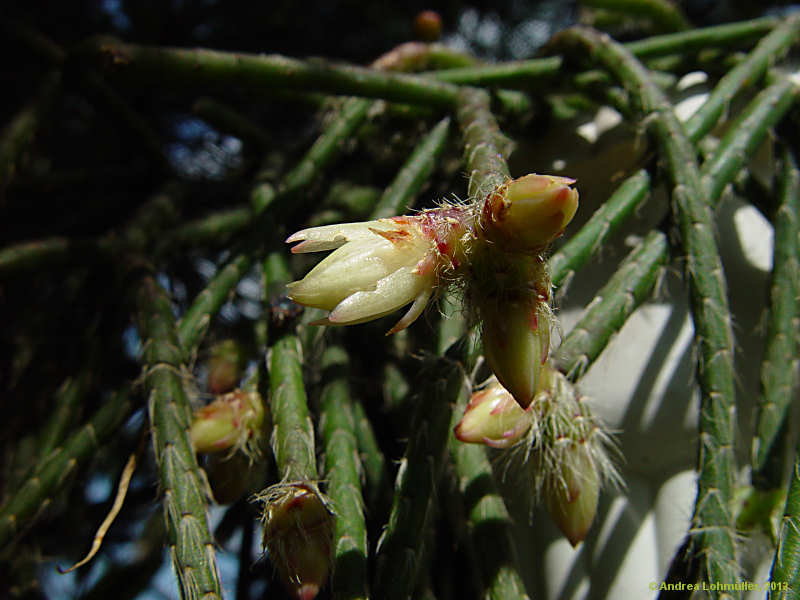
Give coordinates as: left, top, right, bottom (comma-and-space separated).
190, 389, 264, 458
481, 174, 579, 252
543, 442, 600, 547
454, 377, 533, 448
257, 484, 334, 600
480, 299, 551, 408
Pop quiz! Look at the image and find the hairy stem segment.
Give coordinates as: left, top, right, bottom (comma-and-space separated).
455, 87, 511, 200
373, 342, 471, 599
259, 253, 334, 599
319, 346, 369, 600
136, 273, 222, 600
768, 448, 800, 599
449, 394, 530, 599
556, 26, 739, 597
82, 38, 463, 108
684, 14, 800, 144
558, 230, 669, 380
549, 169, 650, 290
752, 148, 800, 475
582, 0, 691, 32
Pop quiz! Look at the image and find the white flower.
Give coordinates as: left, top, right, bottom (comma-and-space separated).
286, 216, 460, 334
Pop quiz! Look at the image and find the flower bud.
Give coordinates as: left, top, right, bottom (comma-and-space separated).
480, 298, 551, 408
454, 377, 533, 448
480, 174, 579, 252
206, 339, 246, 394
190, 389, 264, 459
543, 441, 599, 547
256, 484, 334, 600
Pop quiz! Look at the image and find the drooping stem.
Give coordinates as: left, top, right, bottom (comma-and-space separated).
319, 345, 369, 600
582, 0, 691, 32
434, 17, 777, 88
752, 147, 800, 474
449, 393, 530, 599
177, 253, 253, 355
700, 78, 800, 203
556, 27, 739, 596
768, 447, 800, 599
549, 169, 651, 290
36, 373, 90, 460
82, 39, 463, 108
557, 230, 669, 379
136, 273, 223, 600
373, 343, 470, 600
454, 87, 511, 199
685, 15, 800, 144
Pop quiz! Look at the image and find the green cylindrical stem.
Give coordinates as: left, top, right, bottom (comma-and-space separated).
0, 387, 132, 549
752, 148, 800, 473
449, 398, 529, 599
83, 39, 462, 108
455, 87, 511, 199
371, 116, 451, 218
269, 334, 318, 482
435, 17, 777, 89
279, 97, 371, 205
350, 397, 392, 516
0, 237, 86, 278
549, 169, 651, 289
177, 253, 253, 354
558, 230, 669, 379
161, 207, 251, 251
434, 57, 563, 88
626, 15, 776, 58
768, 449, 800, 599
558, 27, 739, 596
373, 356, 467, 600
136, 274, 222, 600
685, 15, 800, 144
37, 373, 89, 460
701, 78, 800, 203
319, 346, 368, 600
583, 0, 691, 31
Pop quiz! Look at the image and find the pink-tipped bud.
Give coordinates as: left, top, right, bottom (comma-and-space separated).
454, 377, 533, 448
207, 339, 246, 394
190, 389, 264, 458
257, 484, 333, 600
480, 174, 579, 252
543, 441, 600, 547
480, 298, 551, 408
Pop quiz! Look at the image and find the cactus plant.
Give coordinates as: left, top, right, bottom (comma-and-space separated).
2, 4, 800, 600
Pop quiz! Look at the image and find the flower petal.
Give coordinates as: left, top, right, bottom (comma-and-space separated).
327, 266, 430, 326
286, 220, 402, 253
386, 286, 433, 335
287, 240, 396, 310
